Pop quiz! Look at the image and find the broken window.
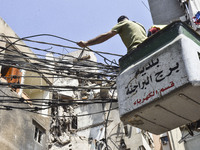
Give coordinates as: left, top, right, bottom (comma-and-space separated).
34, 127, 43, 143
33, 120, 46, 144
71, 116, 78, 129
138, 145, 146, 150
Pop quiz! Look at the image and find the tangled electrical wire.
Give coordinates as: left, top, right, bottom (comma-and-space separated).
0, 34, 121, 116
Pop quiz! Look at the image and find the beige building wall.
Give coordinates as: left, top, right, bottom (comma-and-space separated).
153, 134, 162, 150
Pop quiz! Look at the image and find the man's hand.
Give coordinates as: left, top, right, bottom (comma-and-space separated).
77, 30, 117, 48
77, 41, 88, 48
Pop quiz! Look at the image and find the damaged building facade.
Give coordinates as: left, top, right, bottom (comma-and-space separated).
47, 50, 155, 150
0, 17, 51, 150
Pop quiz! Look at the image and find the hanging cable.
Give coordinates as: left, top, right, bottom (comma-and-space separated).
0, 33, 122, 117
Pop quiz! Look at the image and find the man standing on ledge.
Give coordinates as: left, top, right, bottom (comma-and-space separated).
77, 15, 147, 53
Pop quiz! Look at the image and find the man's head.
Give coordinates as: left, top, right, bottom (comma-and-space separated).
117, 15, 129, 23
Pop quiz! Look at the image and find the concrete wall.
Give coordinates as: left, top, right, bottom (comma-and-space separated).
148, 0, 185, 25
184, 134, 200, 150
168, 129, 185, 150
180, 130, 200, 150
0, 86, 50, 150
0, 16, 51, 150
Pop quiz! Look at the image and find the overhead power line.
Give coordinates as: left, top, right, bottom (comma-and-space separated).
0, 33, 120, 118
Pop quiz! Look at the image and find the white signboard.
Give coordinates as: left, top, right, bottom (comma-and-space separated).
117, 44, 189, 116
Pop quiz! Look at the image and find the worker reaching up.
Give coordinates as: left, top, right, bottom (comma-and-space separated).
77, 15, 147, 53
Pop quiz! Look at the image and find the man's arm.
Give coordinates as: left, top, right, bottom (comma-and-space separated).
77, 30, 117, 48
